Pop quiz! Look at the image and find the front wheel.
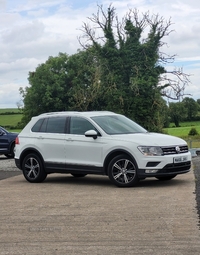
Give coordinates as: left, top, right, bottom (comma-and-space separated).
108, 154, 139, 187
22, 153, 47, 183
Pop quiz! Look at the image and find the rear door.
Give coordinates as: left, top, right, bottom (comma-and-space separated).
32, 116, 67, 169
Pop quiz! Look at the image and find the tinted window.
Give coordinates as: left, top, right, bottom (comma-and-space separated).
31, 119, 44, 132
32, 117, 66, 134
70, 117, 97, 135
46, 117, 66, 133
92, 115, 147, 135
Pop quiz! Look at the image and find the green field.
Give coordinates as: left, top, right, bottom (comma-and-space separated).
164, 122, 200, 148
0, 114, 23, 126
0, 108, 23, 130
164, 120, 200, 135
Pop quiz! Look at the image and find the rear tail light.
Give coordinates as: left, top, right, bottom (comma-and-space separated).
15, 136, 19, 145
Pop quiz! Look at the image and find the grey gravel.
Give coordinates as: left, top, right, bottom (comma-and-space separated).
0, 155, 21, 180
1, 153, 200, 226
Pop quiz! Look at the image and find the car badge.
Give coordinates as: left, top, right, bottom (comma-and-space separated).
175, 146, 181, 153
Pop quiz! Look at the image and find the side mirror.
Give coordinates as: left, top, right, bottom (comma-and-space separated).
0, 131, 4, 136
85, 130, 98, 140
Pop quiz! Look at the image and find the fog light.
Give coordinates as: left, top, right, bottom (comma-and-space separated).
145, 169, 158, 173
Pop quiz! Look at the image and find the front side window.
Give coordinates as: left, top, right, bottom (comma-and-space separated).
70, 117, 97, 135
92, 115, 147, 135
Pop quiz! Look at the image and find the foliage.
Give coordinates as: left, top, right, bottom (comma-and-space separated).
182, 97, 199, 121
19, 5, 190, 131
79, 5, 183, 131
168, 102, 187, 127
66, 49, 103, 111
188, 127, 199, 136
20, 53, 71, 124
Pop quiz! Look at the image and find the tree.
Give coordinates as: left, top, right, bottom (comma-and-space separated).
20, 53, 71, 124
79, 5, 190, 130
66, 49, 103, 111
168, 102, 187, 127
182, 97, 198, 121
19, 4, 190, 131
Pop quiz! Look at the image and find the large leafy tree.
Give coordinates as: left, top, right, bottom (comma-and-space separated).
79, 5, 189, 130
20, 53, 71, 124
20, 5, 190, 131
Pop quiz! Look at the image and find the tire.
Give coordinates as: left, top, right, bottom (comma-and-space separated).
71, 174, 87, 178
108, 154, 139, 187
156, 175, 176, 181
5, 143, 15, 158
22, 153, 47, 183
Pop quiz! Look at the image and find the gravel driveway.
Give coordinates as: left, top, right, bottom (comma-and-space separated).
0, 155, 21, 180
1, 154, 200, 225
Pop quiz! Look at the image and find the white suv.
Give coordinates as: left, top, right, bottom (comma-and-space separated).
14, 111, 191, 187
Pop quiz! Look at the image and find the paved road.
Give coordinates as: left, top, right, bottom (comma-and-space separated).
0, 154, 200, 254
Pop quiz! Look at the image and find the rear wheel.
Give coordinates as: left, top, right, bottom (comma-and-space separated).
156, 175, 176, 181
108, 154, 139, 187
22, 153, 47, 183
5, 143, 15, 158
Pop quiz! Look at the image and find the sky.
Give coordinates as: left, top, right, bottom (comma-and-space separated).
0, 0, 200, 108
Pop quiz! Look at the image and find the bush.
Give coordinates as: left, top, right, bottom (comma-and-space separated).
188, 128, 199, 136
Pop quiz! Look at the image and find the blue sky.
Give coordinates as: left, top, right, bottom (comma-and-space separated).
0, 0, 200, 108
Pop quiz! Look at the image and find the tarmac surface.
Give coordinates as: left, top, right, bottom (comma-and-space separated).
0, 155, 200, 254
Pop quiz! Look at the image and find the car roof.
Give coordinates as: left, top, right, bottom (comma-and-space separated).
38, 111, 117, 118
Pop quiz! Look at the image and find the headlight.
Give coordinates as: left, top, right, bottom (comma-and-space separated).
138, 146, 163, 156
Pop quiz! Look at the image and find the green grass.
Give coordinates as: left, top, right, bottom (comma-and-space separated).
164, 126, 200, 137
0, 108, 23, 128
0, 114, 23, 127
169, 121, 200, 128
164, 120, 200, 136
163, 121, 200, 148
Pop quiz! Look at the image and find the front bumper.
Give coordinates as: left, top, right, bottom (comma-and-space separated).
138, 160, 191, 178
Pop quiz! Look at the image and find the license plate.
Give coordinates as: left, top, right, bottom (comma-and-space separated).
174, 156, 188, 163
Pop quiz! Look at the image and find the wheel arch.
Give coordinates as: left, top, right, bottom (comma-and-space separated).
9, 140, 15, 150
103, 149, 138, 175
19, 148, 45, 170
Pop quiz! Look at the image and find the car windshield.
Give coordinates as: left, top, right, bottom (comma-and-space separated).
91, 115, 147, 135
0, 126, 8, 134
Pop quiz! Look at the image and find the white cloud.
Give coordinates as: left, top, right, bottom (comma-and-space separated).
0, 0, 200, 108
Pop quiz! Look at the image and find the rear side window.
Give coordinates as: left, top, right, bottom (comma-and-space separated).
31, 117, 67, 134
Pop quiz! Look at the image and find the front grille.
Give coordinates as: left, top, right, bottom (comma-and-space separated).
162, 161, 191, 173
162, 145, 188, 155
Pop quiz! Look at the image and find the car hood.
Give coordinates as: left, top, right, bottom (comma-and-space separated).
110, 132, 187, 146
